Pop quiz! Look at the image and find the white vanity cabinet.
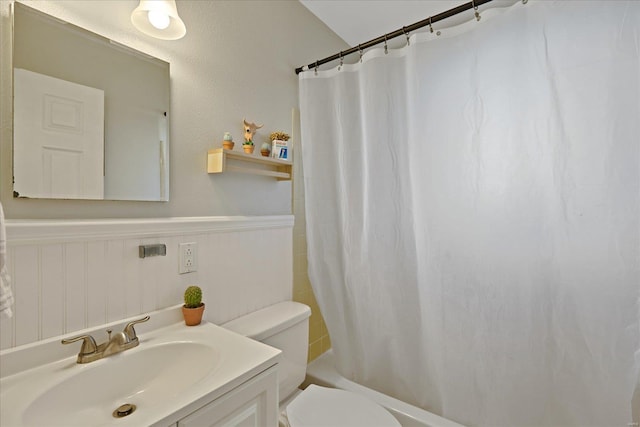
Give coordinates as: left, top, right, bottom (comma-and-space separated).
176, 366, 278, 427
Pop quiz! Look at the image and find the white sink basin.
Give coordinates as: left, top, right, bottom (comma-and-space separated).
1, 308, 281, 426
24, 342, 220, 426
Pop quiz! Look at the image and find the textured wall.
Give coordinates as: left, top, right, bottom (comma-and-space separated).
0, 0, 348, 219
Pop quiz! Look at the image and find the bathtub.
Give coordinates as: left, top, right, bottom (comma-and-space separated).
302, 350, 465, 427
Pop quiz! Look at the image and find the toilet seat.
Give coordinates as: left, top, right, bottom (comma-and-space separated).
285, 385, 401, 427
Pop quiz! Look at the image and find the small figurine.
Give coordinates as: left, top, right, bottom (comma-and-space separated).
243, 119, 263, 154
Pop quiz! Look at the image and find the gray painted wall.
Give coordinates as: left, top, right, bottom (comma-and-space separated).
0, 0, 347, 219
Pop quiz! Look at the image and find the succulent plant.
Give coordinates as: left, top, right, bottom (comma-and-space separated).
223, 132, 233, 141
184, 285, 203, 308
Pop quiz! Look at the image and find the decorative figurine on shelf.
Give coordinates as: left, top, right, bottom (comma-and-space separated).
270, 131, 291, 160
222, 132, 234, 150
242, 119, 262, 154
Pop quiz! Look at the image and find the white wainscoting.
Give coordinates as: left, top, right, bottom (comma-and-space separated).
0, 216, 293, 350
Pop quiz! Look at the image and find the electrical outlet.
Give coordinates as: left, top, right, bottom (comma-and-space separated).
179, 242, 197, 274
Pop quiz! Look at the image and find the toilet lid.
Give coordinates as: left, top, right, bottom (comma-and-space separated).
286, 385, 401, 427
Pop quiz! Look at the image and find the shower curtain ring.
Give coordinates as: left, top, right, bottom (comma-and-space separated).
472, 0, 481, 21
358, 44, 363, 62
384, 34, 388, 54
403, 27, 410, 46
314, 61, 319, 76
338, 52, 343, 71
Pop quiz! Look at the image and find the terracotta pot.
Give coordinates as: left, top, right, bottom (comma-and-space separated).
243, 145, 255, 154
182, 303, 205, 326
222, 141, 234, 150
260, 149, 270, 157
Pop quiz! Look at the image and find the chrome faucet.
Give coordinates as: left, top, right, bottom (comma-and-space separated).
62, 316, 150, 364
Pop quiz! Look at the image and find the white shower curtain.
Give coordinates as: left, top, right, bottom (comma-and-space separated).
299, 1, 640, 426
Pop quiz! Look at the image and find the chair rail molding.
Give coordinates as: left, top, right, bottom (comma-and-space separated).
6, 215, 295, 245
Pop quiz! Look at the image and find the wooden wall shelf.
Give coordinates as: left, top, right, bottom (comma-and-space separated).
207, 148, 292, 181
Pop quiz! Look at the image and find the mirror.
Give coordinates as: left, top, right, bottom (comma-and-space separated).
12, 2, 170, 201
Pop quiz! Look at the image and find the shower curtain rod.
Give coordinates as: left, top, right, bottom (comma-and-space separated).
295, 0, 494, 75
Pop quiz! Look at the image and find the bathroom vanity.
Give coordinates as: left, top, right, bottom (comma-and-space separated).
174, 366, 277, 427
0, 305, 281, 427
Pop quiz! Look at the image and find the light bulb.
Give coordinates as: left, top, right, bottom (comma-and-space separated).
131, 0, 186, 40
148, 10, 170, 30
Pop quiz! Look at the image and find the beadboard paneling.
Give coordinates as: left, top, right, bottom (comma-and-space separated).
40, 244, 65, 340
13, 246, 39, 347
64, 242, 86, 333
1, 216, 293, 350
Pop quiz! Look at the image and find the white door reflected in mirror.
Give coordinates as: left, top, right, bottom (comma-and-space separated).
13, 69, 105, 200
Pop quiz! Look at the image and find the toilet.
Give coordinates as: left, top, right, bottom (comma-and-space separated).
222, 301, 401, 427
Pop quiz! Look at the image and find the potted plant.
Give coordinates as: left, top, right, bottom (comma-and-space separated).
182, 285, 205, 326
270, 131, 290, 160
270, 131, 290, 143
260, 142, 271, 157
222, 132, 234, 150
243, 140, 255, 154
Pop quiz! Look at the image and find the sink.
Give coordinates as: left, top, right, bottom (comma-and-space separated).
24, 342, 220, 426
1, 306, 281, 427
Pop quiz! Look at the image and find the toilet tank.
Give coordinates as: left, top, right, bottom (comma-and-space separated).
222, 301, 311, 401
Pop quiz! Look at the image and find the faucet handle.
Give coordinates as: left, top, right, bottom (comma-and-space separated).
123, 315, 150, 340
61, 334, 98, 355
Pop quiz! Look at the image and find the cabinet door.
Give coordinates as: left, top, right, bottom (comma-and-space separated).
178, 368, 278, 427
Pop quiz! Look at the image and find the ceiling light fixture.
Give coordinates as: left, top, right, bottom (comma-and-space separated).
131, 0, 186, 40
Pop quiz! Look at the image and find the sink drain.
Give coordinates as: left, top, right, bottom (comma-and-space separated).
113, 403, 136, 418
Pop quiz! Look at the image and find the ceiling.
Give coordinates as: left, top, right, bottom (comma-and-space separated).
299, 0, 517, 47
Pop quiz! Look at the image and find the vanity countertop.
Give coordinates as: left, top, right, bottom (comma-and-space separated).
0, 305, 281, 426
